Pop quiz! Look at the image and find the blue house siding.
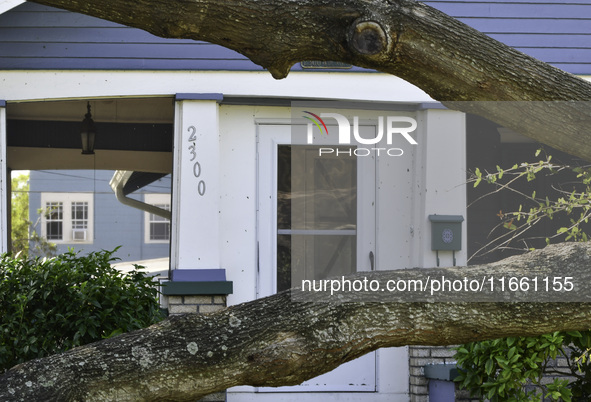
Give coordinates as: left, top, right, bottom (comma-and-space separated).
0, 3, 260, 71
2, 1, 590, 74
0, 3, 359, 72
424, 0, 591, 74
28, 169, 170, 262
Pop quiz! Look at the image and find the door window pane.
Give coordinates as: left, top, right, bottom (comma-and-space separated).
277, 145, 357, 292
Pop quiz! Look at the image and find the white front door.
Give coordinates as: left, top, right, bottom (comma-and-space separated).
257, 123, 376, 392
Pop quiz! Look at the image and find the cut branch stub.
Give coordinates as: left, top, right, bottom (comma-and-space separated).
348, 20, 388, 56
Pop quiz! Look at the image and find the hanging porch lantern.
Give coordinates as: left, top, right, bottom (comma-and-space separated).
80, 102, 96, 155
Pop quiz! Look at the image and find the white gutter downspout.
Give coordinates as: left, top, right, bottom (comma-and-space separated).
109, 170, 172, 220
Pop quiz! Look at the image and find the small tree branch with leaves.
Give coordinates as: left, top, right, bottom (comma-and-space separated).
469, 150, 591, 261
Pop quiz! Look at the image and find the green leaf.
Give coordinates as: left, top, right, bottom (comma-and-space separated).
90, 299, 102, 309
485, 358, 494, 375
507, 347, 516, 360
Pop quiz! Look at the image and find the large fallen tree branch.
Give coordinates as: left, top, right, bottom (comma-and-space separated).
30, 0, 591, 161
2, 242, 591, 401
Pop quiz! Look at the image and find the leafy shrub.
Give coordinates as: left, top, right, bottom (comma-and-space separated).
454, 332, 586, 401
0, 249, 163, 372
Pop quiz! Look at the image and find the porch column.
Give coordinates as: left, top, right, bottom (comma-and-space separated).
409, 105, 466, 402
0, 101, 8, 253
171, 94, 223, 270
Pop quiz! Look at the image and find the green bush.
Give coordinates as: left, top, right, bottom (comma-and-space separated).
0, 249, 164, 372
455, 331, 591, 402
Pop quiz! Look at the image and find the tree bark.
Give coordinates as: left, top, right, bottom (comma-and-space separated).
2, 242, 591, 401
29, 0, 591, 162
5, 0, 591, 400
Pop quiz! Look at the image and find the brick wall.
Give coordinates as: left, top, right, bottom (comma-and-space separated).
167, 295, 227, 315
409, 345, 479, 402
164, 294, 228, 402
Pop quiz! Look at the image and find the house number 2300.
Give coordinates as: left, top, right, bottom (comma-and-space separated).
188, 126, 206, 196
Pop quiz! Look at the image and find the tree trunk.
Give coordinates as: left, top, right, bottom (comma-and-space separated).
30, 0, 591, 162
2, 242, 591, 401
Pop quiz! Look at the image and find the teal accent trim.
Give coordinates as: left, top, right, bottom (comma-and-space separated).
429, 215, 464, 223
424, 364, 459, 381
161, 280, 233, 295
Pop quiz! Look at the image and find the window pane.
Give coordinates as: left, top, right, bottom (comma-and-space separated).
277, 146, 292, 230
45, 202, 63, 220
288, 234, 356, 289
277, 234, 291, 292
277, 145, 357, 292
277, 234, 357, 291
149, 204, 170, 240
150, 222, 170, 240
46, 221, 62, 240
290, 146, 357, 230
71, 202, 88, 229
45, 202, 63, 240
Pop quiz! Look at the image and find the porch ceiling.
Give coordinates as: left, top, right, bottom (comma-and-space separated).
7, 97, 174, 123
6, 97, 174, 172
7, 147, 171, 172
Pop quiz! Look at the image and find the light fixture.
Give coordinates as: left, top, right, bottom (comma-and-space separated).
80, 102, 96, 155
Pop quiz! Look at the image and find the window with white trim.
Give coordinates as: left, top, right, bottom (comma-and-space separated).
144, 194, 171, 243
41, 193, 93, 243
45, 201, 63, 240
71, 201, 89, 241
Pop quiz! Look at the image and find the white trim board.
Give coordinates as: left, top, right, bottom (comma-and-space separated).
0, 0, 24, 15
1, 71, 433, 104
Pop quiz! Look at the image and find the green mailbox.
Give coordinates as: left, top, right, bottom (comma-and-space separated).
428, 214, 464, 266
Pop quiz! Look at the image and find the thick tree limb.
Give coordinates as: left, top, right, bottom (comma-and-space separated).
30, 0, 591, 161
2, 242, 591, 401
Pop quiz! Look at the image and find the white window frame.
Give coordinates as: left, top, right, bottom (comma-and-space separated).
40, 192, 93, 244
144, 193, 171, 244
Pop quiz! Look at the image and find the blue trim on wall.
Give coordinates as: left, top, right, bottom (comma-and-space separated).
161, 281, 233, 295
176, 93, 223, 102
170, 269, 227, 282
0, 100, 5, 107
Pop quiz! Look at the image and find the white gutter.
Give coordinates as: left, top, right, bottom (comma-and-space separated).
109, 170, 172, 220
